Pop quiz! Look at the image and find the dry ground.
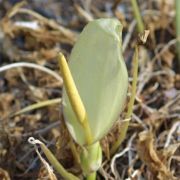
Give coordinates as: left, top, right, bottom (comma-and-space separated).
0, 0, 179, 179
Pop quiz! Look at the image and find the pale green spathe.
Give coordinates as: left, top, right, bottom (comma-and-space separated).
63, 18, 128, 145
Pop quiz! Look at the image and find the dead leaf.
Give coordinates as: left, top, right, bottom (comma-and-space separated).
158, 143, 180, 169
38, 165, 57, 180
175, 74, 180, 90
0, 168, 10, 180
161, 49, 174, 67
137, 131, 177, 180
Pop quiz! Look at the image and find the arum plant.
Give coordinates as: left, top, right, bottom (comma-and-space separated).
29, 18, 129, 179
60, 18, 128, 178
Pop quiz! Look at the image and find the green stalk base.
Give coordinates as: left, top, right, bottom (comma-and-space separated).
86, 172, 96, 180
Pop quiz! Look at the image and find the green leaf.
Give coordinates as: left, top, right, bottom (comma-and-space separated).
63, 18, 128, 145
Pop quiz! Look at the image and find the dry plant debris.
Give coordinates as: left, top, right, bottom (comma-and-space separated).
0, 168, 10, 180
0, 0, 179, 179
138, 131, 178, 180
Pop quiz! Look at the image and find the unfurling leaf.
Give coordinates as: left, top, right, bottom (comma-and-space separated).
63, 18, 128, 145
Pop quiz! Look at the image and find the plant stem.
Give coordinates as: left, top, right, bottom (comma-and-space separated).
40, 143, 80, 180
29, 137, 80, 180
86, 172, 96, 180
110, 46, 139, 155
81, 142, 102, 178
176, 0, 180, 70
58, 53, 93, 145
131, 0, 144, 33
13, 98, 61, 116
